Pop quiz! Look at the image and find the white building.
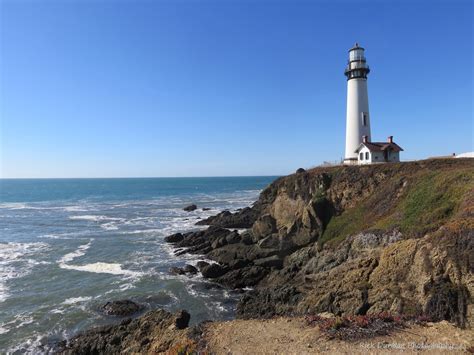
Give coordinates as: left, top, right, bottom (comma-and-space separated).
343, 43, 404, 165
355, 135, 403, 164
344, 43, 371, 164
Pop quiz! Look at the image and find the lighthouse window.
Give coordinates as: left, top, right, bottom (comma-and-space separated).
362, 113, 368, 126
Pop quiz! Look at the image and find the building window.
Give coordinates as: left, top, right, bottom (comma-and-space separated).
362, 112, 368, 126
360, 152, 363, 160
365, 152, 369, 160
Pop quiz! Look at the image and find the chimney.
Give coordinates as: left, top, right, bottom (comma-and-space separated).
362, 135, 368, 143
388, 136, 393, 143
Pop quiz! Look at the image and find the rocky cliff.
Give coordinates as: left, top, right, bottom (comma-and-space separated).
167, 159, 473, 327
57, 159, 473, 353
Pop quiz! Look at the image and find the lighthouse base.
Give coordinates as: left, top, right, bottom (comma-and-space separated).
343, 158, 358, 165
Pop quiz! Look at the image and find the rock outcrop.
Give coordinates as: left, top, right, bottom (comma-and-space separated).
183, 204, 197, 212
167, 159, 474, 327
57, 309, 192, 354
100, 300, 143, 317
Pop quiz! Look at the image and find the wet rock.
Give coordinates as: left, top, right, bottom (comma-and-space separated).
216, 266, 269, 289
195, 207, 259, 228
101, 300, 142, 316
165, 233, 184, 243
202, 207, 211, 211
183, 264, 198, 274
169, 227, 231, 250
144, 292, 174, 306
169, 266, 186, 275
196, 261, 210, 270
170, 265, 198, 276
183, 204, 197, 212
200, 263, 228, 278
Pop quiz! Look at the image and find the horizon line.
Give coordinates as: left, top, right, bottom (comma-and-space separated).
0, 175, 282, 180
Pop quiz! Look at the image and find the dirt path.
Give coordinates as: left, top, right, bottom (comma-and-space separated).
201, 317, 473, 354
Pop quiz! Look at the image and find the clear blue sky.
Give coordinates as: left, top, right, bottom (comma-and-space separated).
1, 0, 472, 178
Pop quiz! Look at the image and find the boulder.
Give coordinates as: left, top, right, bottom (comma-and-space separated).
215, 266, 269, 289
196, 261, 210, 271
183, 204, 197, 212
296, 168, 306, 173
253, 255, 283, 269
195, 207, 259, 228
240, 232, 254, 245
227, 258, 250, 270
57, 309, 192, 353
211, 236, 228, 249
165, 233, 184, 243
183, 264, 198, 274
225, 231, 242, 244
101, 300, 142, 316
200, 263, 228, 278
169, 266, 185, 275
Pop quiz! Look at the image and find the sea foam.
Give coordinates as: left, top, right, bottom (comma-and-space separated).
59, 262, 142, 277
0, 242, 50, 302
62, 296, 92, 305
58, 240, 93, 264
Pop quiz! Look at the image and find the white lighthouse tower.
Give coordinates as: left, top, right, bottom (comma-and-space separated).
344, 43, 371, 164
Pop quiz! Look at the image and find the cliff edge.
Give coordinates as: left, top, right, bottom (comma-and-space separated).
58, 158, 473, 353
168, 158, 473, 327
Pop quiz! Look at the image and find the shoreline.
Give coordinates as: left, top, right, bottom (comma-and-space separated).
55, 159, 473, 352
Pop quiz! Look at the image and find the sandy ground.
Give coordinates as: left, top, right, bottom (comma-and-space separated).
201, 317, 473, 354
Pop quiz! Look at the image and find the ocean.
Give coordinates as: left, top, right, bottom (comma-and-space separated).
0, 177, 276, 353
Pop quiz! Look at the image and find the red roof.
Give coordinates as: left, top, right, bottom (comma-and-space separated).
355, 142, 404, 153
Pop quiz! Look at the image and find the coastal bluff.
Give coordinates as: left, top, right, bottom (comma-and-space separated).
169, 158, 473, 326
58, 158, 473, 353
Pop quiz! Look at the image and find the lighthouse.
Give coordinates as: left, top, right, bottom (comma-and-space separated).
344, 43, 371, 164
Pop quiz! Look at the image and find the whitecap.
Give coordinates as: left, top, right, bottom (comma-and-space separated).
0, 203, 29, 210
0, 242, 50, 302
120, 228, 163, 235
101, 222, 119, 230
63, 205, 89, 212
50, 308, 66, 314
69, 215, 110, 222
38, 231, 92, 240
59, 262, 142, 277
58, 240, 93, 264
0, 325, 9, 335
62, 296, 92, 305
119, 283, 135, 291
